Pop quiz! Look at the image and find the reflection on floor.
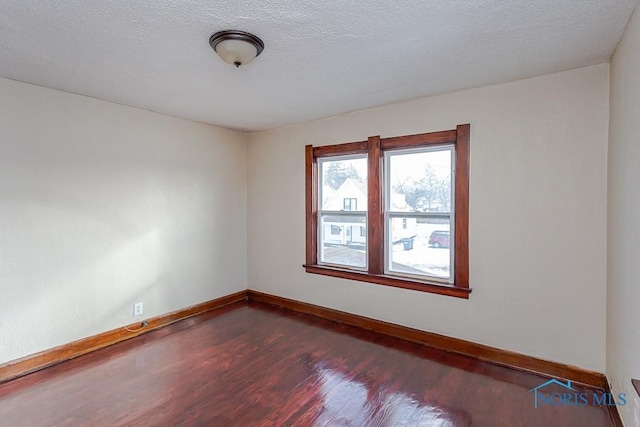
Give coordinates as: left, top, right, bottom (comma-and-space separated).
0, 301, 616, 426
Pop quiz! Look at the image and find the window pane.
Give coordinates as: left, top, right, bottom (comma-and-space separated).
388, 217, 451, 280
343, 198, 357, 211
388, 149, 452, 213
320, 214, 367, 268
320, 158, 367, 211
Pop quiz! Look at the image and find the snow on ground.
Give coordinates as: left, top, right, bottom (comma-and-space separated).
322, 224, 451, 279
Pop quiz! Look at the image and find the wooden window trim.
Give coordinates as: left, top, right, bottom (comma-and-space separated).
312, 140, 368, 157
305, 124, 471, 299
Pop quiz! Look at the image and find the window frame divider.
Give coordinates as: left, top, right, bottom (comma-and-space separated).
367, 135, 383, 275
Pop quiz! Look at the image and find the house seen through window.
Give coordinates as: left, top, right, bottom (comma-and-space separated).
305, 125, 470, 298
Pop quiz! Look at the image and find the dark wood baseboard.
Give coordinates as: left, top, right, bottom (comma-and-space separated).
603, 380, 625, 427
247, 289, 607, 390
0, 290, 247, 384
1, 288, 611, 396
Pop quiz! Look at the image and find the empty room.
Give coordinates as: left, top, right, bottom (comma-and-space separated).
1, 1, 639, 426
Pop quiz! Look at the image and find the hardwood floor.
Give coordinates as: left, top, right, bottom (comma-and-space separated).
0, 301, 617, 426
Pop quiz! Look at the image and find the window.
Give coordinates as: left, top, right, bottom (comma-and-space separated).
304, 125, 470, 298
343, 198, 357, 211
319, 157, 367, 268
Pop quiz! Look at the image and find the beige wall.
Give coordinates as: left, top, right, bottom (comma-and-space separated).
247, 64, 610, 372
608, 4, 640, 425
0, 78, 247, 364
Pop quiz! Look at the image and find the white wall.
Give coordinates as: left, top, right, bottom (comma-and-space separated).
0, 78, 247, 364
608, 4, 640, 425
247, 64, 609, 372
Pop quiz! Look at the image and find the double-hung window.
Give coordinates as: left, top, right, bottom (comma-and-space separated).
318, 156, 367, 268
304, 124, 470, 298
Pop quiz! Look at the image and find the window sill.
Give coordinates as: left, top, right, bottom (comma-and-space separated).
303, 264, 471, 299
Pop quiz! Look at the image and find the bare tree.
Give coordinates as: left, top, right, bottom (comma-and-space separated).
393, 166, 451, 211
324, 162, 362, 190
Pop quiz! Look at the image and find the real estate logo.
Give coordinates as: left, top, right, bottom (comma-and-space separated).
529, 379, 627, 409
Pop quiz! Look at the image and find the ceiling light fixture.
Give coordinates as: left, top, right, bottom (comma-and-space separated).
209, 30, 264, 68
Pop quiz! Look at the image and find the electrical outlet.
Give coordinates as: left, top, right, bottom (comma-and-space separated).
133, 302, 143, 317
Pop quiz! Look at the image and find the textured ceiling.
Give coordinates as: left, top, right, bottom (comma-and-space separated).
0, 0, 637, 131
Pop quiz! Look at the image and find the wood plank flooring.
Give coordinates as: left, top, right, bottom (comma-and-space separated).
0, 301, 617, 426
